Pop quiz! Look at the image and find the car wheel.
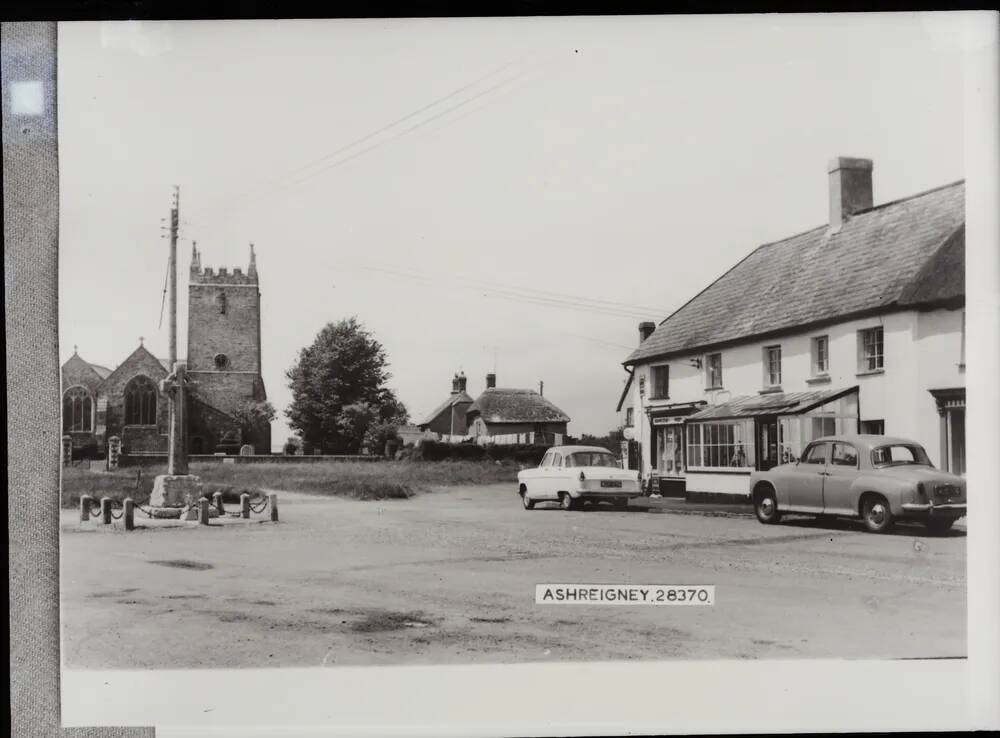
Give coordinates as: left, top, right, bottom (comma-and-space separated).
559, 493, 575, 511
924, 517, 954, 533
521, 491, 535, 510
862, 495, 894, 533
754, 487, 781, 524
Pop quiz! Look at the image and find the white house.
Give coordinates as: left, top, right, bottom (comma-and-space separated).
618, 157, 966, 502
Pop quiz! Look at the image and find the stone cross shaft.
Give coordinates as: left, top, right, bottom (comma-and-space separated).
160, 361, 190, 475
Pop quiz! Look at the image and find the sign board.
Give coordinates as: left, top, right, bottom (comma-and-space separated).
652, 416, 684, 426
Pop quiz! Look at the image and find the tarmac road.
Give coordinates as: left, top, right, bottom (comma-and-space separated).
60, 484, 967, 669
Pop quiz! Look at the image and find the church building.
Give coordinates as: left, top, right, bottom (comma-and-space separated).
61, 244, 271, 458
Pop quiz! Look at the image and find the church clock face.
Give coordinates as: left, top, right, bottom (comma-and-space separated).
214, 353, 230, 370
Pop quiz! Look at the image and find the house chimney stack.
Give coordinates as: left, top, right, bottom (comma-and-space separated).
639, 321, 656, 344
828, 157, 873, 228
451, 373, 461, 394
486, 373, 496, 389
457, 372, 467, 393
539, 380, 544, 396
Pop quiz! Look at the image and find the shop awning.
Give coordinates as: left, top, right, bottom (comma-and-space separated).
646, 400, 707, 417
687, 385, 858, 421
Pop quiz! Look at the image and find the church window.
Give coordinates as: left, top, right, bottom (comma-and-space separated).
63, 386, 93, 432
216, 292, 227, 315
214, 353, 230, 370
124, 375, 157, 425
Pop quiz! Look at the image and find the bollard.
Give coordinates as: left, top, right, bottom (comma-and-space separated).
269, 493, 278, 522
199, 497, 210, 526
100, 497, 112, 525
80, 495, 92, 522
240, 493, 250, 519
213, 491, 224, 516
124, 498, 135, 531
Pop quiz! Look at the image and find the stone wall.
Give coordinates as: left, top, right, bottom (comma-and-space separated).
187, 272, 260, 374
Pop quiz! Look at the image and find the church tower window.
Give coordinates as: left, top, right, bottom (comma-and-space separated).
216, 292, 227, 314
63, 386, 93, 432
124, 375, 157, 425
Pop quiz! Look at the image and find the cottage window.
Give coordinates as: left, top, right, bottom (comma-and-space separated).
685, 420, 755, 471
124, 375, 157, 425
62, 386, 93, 432
858, 327, 884, 372
625, 407, 634, 427
650, 365, 669, 399
860, 419, 885, 435
763, 345, 782, 387
706, 353, 723, 389
811, 336, 829, 375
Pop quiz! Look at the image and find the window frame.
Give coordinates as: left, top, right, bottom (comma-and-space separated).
858, 326, 884, 373
123, 375, 158, 426
801, 442, 829, 465
650, 364, 670, 400
830, 442, 859, 469
62, 385, 94, 433
811, 335, 829, 376
625, 407, 634, 428
705, 352, 723, 389
685, 419, 755, 472
763, 345, 782, 388
860, 419, 885, 435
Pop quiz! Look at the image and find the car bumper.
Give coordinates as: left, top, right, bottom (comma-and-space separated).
900, 502, 967, 519
570, 488, 638, 500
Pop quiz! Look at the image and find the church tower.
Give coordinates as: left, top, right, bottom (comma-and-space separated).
186, 244, 269, 453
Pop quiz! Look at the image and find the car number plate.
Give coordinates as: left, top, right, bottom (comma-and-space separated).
600, 480, 623, 488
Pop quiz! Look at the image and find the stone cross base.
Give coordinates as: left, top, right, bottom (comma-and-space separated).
179, 507, 221, 521
151, 474, 204, 508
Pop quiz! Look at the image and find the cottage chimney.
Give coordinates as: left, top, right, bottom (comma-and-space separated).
639, 321, 656, 344
828, 157, 873, 228
457, 372, 467, 393
451, 373, 461, 394
539, 380, 544, 396
486, 373, 496, 389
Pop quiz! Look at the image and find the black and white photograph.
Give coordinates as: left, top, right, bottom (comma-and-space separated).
5, 9, 999, 736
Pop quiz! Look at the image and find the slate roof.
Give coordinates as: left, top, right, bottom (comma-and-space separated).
89, 363, 113, 379
419, 391, 474, 427
467, 388, 570, 424
627, 180, 965, 364
688, 385, 858, 421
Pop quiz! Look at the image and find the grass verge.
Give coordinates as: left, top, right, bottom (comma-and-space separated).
60, 459, 519, 507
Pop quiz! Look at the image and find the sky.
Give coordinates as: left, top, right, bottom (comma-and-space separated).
57, 13, 968, 448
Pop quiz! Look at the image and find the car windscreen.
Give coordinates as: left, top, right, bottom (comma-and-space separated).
565, 452, 618, 468
871, 444, 932, 467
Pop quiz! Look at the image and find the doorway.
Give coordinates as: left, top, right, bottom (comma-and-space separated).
756, 416, 778, 471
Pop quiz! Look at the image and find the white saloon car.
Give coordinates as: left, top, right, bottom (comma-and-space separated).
518, 446, 641, 510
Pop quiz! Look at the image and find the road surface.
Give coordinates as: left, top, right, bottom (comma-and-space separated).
60, 484, 966, 668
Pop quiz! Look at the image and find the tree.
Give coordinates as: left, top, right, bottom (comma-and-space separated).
232, 400, 276, 446
579, 427, 626, 453
285, 317, 409, 454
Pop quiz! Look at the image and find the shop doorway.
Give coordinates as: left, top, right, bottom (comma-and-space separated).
756, 416, 779, 471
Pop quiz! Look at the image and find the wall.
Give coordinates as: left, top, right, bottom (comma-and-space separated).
423, 401, 472, 435
100, 348, 170, 454
625, 307, 964, 483
187, 269, 261, 374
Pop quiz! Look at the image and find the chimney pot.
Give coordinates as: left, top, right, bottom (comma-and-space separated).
639, 321, 656, 344
828, 157, 873, 228
486, 373, 496, 389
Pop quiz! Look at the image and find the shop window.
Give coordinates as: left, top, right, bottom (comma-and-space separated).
656, 424, 685, 476
777, 392, 859, 464
763, 345, 782, 387
706, 353, 723, 389
811, 335, 829, 375
62, 386, 93, 432
650, 365, 669, 399
124, 375, 157, 425
860, 419, 884, 435
858, 326, 884, 372
686, 420, 754, 471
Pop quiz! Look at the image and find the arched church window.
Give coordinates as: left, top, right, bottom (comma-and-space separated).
214, 353, 230, 370
62, 386, 93, 432
124, 375, 157, 425
216, 292, 227, 315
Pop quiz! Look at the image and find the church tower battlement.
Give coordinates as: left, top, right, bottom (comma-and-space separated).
189, 242, 259, 285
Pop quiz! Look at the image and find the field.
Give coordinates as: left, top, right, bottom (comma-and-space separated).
60, 459, 521, 507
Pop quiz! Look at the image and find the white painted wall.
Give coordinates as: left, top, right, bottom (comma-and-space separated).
622, 307, 965, 490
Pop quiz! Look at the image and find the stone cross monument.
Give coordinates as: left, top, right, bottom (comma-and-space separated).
150, 361, 205, 512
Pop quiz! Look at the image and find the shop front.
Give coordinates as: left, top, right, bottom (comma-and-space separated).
647, 401, 705, 497
682, 386, 860, 500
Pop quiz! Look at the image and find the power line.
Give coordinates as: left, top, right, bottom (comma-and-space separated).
187, 50, 549, 223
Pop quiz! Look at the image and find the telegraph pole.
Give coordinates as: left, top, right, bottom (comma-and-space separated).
169, 186, 179, 366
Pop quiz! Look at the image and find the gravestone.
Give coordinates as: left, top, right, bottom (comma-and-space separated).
239, 444, 254, 456
149, 363, 211, 519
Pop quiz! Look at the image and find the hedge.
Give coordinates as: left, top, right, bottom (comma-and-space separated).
416, 440, 548, 465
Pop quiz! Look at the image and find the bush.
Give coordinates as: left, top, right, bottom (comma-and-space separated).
416, 440, 547, 466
